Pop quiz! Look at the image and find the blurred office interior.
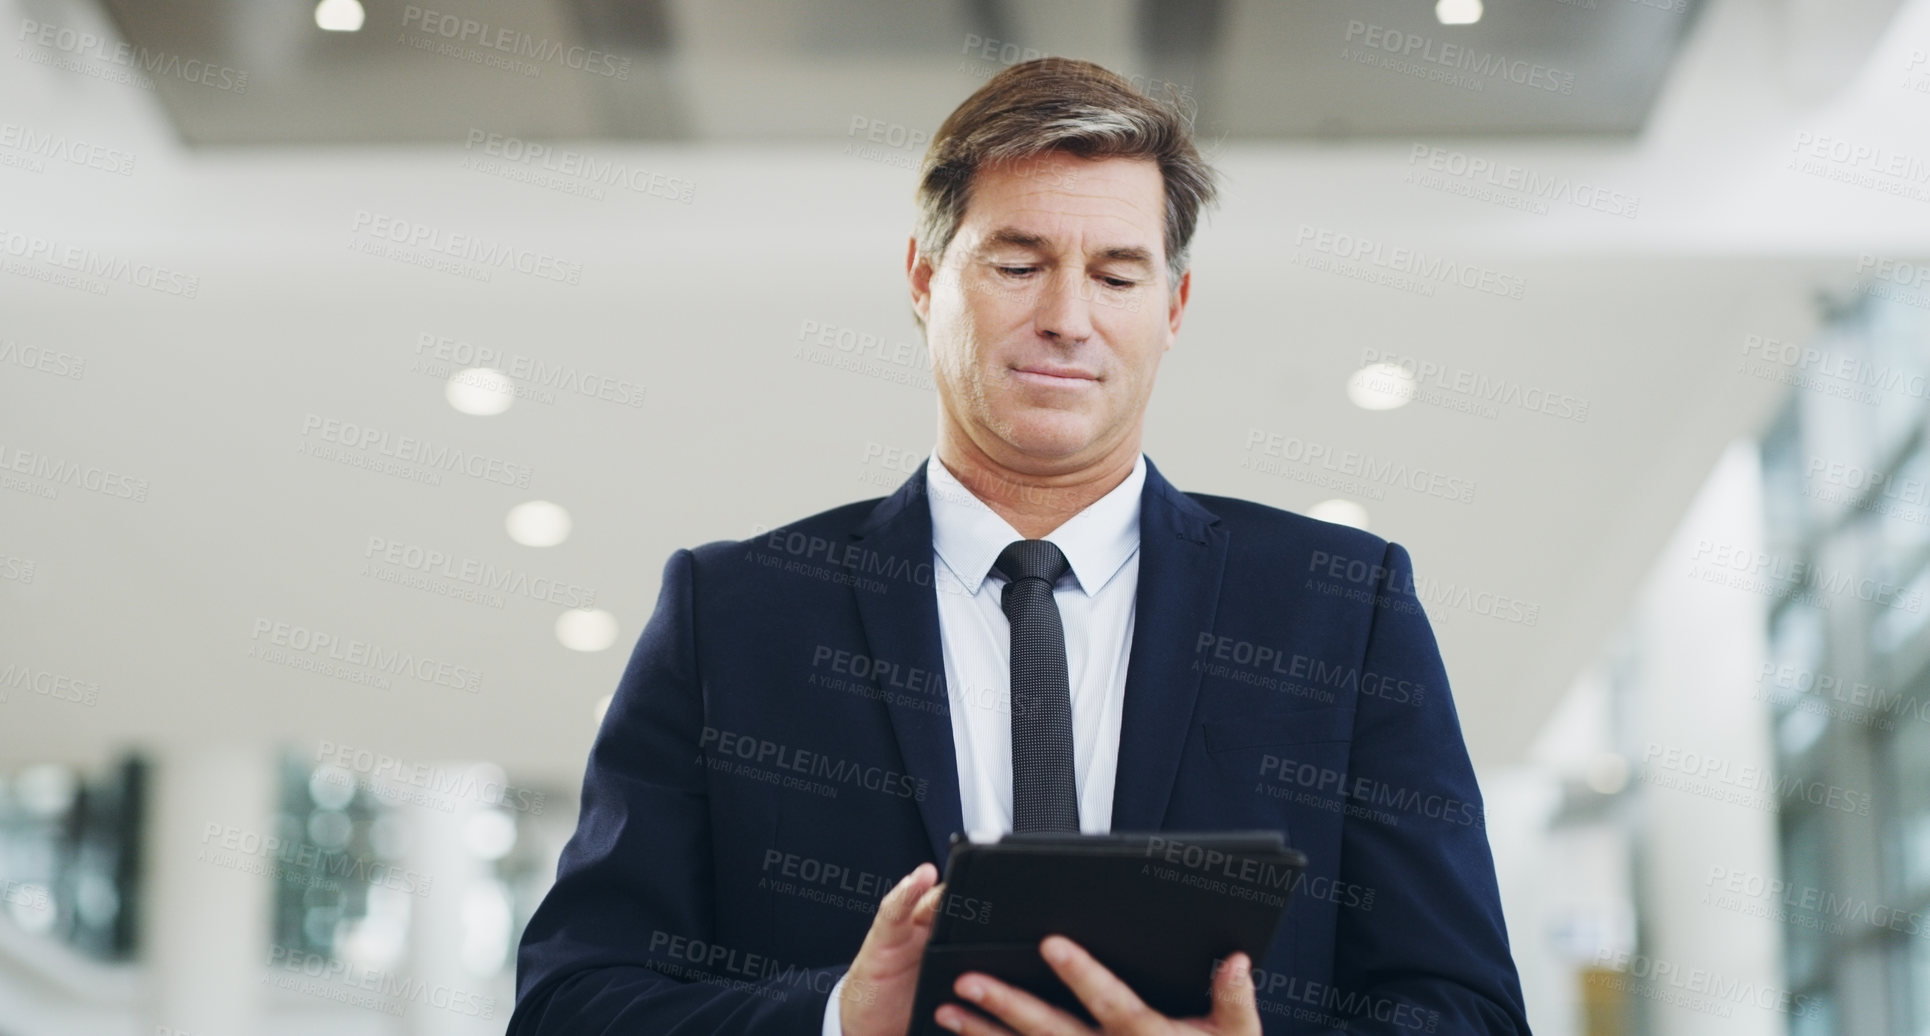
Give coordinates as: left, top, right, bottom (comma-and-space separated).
4, 0, 1930, 1032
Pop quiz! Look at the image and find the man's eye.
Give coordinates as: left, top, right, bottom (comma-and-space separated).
1101, 277, 1136, 289
997, 266, 1036, 277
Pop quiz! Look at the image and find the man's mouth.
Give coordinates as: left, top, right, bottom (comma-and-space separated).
1011, 365, 1098, 385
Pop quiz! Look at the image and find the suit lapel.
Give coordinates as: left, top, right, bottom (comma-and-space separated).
847, 460, 965, 865
1110, 457, 1228, 832
845, 455, 1229, 859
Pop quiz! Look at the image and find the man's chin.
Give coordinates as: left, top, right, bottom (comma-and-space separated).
991, 425, 1107, 467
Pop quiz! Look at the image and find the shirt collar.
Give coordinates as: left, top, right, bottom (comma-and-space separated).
926, 447, 1145, 598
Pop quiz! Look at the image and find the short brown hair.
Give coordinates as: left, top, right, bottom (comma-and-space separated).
913, 57, 1218, 306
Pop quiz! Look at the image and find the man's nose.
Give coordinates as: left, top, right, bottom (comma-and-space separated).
1035, 271, 1095, 342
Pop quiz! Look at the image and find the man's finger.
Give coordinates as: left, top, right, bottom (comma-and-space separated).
933, 1001, 1022, 1036
951, 971, 1092, 1036
877, 863, 938, 930
1207, 952, 1260, 1035
912, 881, 946, 925
1036, 935, 1152, 1030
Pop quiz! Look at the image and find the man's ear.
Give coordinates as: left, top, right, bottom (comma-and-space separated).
1165, 267, 1191, 348
907, 235, 935, 326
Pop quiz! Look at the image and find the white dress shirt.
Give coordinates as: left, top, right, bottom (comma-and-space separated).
822, 448, 1145, 1034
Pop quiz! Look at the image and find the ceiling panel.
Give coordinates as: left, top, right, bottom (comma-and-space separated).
97, 0, 1704, 147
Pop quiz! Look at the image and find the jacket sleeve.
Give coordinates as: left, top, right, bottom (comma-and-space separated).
1318, 540, 1532, 1034
509, 547, 847, 1036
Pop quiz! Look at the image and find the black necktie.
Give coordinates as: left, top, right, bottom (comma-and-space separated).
993, 539, 1080, 833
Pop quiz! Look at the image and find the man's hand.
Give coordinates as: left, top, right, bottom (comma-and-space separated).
932, 935, 1261, 1036
841, 863, 947, 1036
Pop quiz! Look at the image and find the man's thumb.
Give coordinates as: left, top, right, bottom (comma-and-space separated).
1209, 952, 1258, 1031
877, 863, 938, 931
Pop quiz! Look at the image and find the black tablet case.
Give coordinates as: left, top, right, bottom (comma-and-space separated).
906, 831, 1305, 1035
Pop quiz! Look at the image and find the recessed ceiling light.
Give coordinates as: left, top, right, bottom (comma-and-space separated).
1586, 753, 1630, 795
1436, 0, 1483, 25
6, 883, 55, 933
463, 810, 518, 860
446, 367, 514, 416
556, 608, 618, 652
315, 0, 365, 32
16, 765, 78, 817
1346, 361, 1417, 411
507, 500, 572, 547
1307, 499, 1371, 530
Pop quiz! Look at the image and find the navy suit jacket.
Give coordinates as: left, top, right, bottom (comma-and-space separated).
511, 456, 1530, 1035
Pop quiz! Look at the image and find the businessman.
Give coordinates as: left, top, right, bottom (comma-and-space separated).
512, 57, 1529, 1036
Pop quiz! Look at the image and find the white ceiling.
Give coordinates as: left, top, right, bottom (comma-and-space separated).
95, 0, 1703, 145
2, 0, 1927, 785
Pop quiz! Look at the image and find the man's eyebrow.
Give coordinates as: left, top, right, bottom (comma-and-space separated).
979, 229, 1156, 269
980, 228, 1049, 254
1096, 246, 1155, 269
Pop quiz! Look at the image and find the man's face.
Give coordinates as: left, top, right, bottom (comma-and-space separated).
908, 151, 1190, 472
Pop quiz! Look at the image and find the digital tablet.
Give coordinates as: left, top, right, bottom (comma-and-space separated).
907, 830, 1305, 1035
